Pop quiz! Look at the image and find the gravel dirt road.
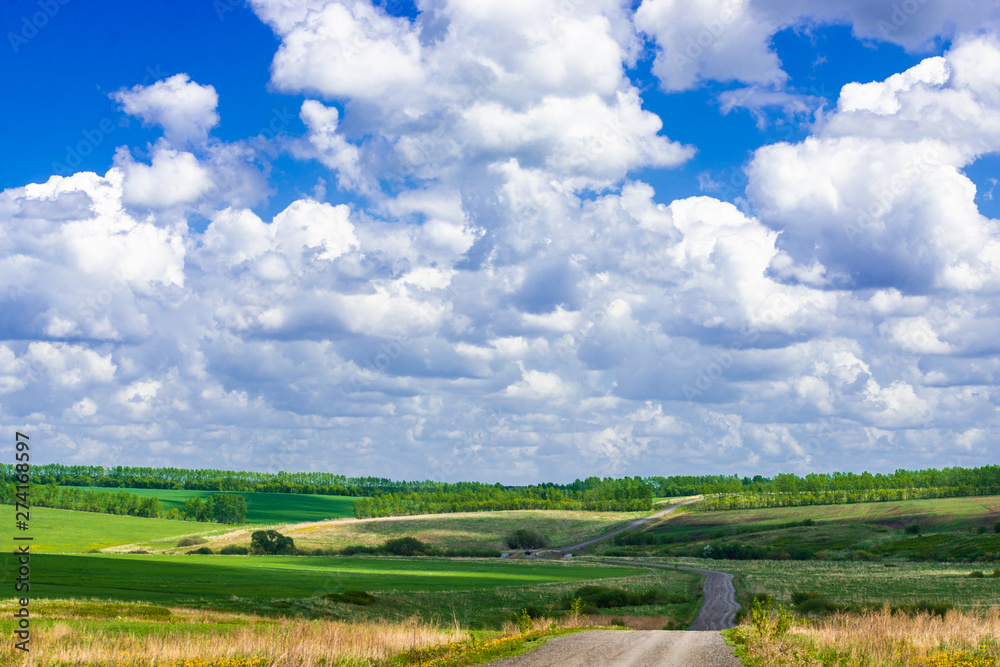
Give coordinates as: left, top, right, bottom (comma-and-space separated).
550, 499, 701, 554
483, 630, 744, 667
494, 499, 744, 666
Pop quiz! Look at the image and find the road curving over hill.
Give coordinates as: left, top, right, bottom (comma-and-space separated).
496, 498, 744, 665
549, 498, 702, 554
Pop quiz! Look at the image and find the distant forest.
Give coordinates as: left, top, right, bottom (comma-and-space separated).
2, 463, 999, 518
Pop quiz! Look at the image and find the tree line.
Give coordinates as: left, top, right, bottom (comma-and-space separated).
353, 477, 654, 518
0, 481, 247, 523
645, 465, 1000, 497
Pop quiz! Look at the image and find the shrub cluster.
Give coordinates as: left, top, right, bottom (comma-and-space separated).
325, 590, 377, 606
791, 591, 954, 618
503, 529, 549, 550
176, 536, 207, 547
558, 585, 691, 613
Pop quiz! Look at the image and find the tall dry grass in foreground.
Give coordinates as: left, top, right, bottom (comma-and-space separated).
3, 610, 468, 667
729, 606, 1000, 666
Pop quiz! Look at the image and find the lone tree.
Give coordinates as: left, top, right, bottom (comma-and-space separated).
250, 529, 295, 555
504, 529, 549, 550
212, 494, 247, 524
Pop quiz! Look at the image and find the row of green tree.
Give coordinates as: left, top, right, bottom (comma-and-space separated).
694, 485, 1000, 511
353, 477, 653, 518
646, 465, 1000, 497
0, 480, 247, 524
0, 463, 438, 496
0, 483, 162, 518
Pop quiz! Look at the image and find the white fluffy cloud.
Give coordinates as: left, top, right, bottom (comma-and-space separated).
748, 37, 1000, 293
112, 74, 220, 146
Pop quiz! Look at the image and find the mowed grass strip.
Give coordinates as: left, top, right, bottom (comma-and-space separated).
73, 486, 357, 523
10, 553, 649, 605
0, 505, 221, 553
280, 509, 647, 551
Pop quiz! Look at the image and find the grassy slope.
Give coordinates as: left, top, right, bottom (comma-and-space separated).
0, 504, 223, 553
73, 486, 357, 523
621, 495, 1000, 560
656, 557, 1000, 611
672, 496, 1000, 533
5, 552, 697, 627
278, 509, 647, 552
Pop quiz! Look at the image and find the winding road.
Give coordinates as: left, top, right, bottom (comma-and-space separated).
494, 499, 744, 666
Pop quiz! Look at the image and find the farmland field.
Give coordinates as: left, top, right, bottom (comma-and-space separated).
602, 495, 1000, 563
276, 509, 647, 552
0, 504, 223, 553
2, 551, 704, 627
73, 486, 357, 523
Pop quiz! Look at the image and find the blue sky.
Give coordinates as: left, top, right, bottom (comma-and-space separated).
1, 0, 999, 482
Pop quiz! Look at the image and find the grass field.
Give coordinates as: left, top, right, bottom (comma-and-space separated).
677, 496, 1000, 533
74, 486, 357, 523
603, 495, 1000, 563
274, 509, 647, 552
0, 504, 223, 553
647, 557, 1000, 611
2, 551, 703, 628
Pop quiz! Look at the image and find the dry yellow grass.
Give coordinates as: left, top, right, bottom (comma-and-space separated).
2, 604, 467, 667
730, 608, 1000, 666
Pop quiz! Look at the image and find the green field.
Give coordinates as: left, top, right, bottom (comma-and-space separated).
649, 557, 1000, 612
0, 504, 222, 553
74, 486, 357, 523
3, 551, 704, 627
603, 495, 1000, 562
278, 509, 646, 552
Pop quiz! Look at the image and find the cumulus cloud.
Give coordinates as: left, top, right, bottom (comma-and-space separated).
748, 37, 1000, 293
112, 74, 220, 146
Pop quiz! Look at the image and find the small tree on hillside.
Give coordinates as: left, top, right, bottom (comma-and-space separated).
212, 493, 247, 524
504, 529, 549, 550
250, 530, 295, 555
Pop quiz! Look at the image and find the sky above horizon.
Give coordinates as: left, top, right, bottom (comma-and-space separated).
1, 0, 999, 484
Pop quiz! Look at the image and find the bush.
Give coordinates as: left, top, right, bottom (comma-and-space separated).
187, 546, 213, 555
176, 536, 207, 547
504, 529, 550, 550
994, 521, 1000, 534
892, 601, 953, 618
338, 544, 380, 556
904, 524, 921, 535
968, 570, 985, 578
976, 525, 987, 535
509, 605, 548, 622
219, 544, 249, 555
326, 590, 377, 606
564, 585, 682, 610
382, 536, 436, 556
792, 592, 842, 615
250, 530, 295, 555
